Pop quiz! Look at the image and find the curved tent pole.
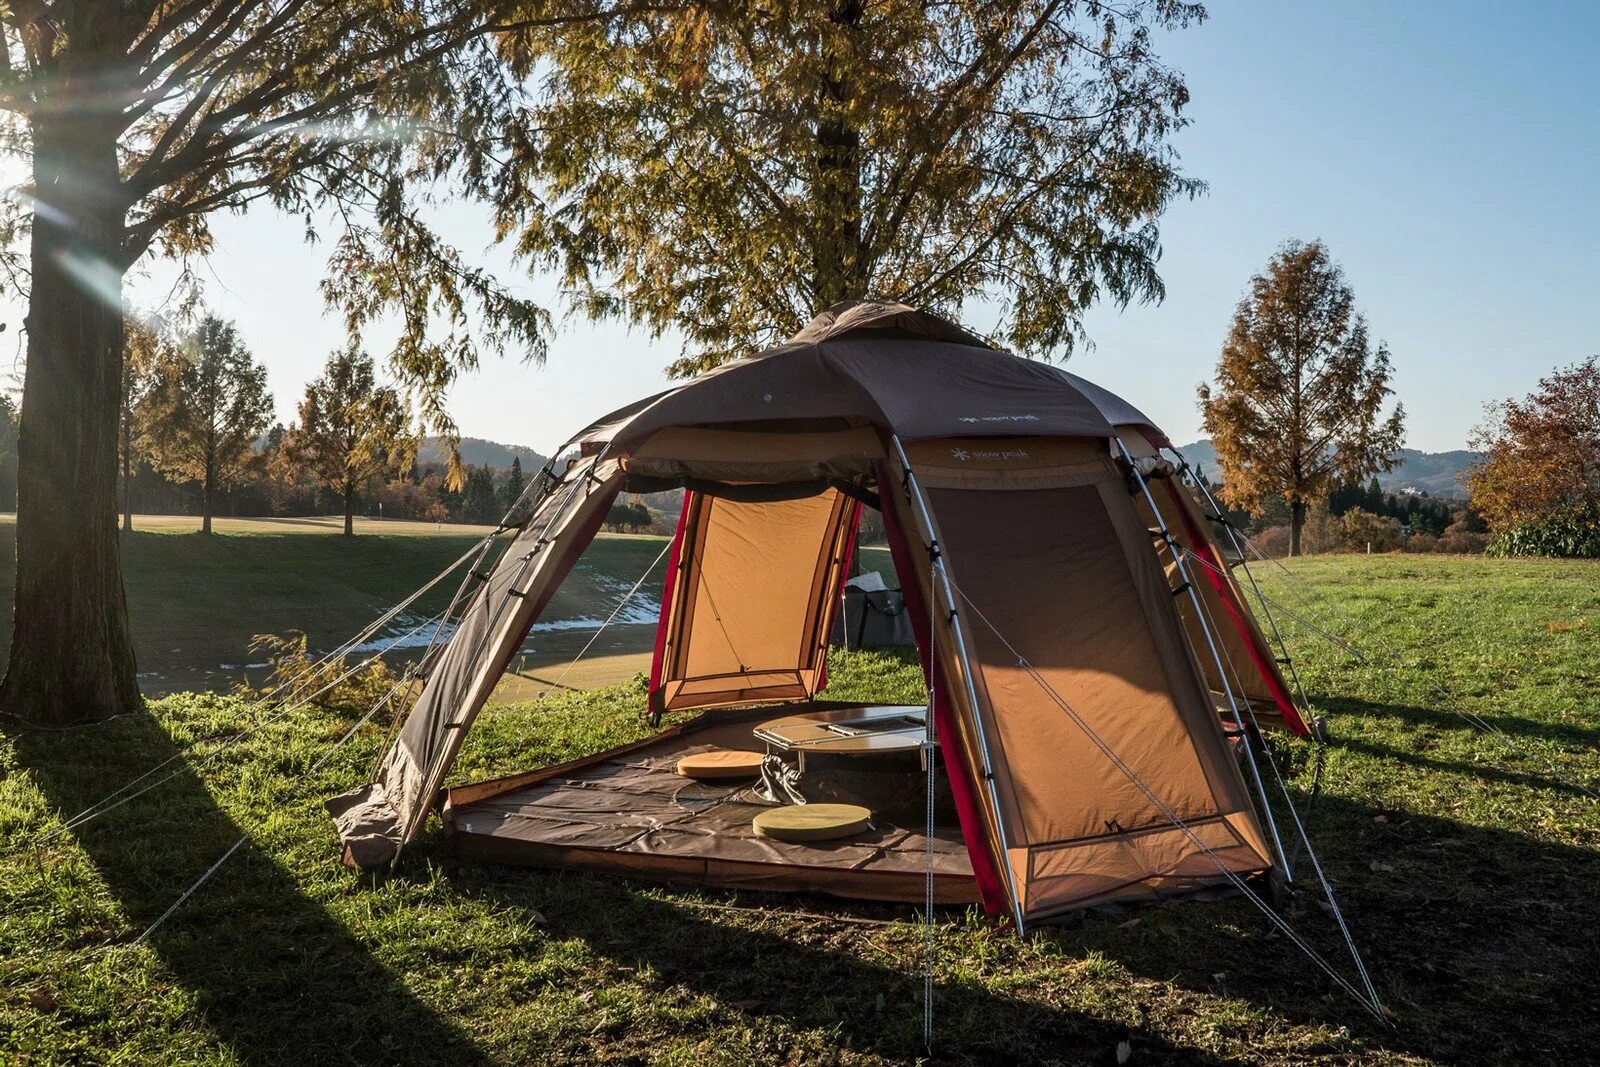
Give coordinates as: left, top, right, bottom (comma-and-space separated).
889, 434, 1028, 933
390, 458, 612, 868
362, 453, 569, 785
1113, 437, 1291, 874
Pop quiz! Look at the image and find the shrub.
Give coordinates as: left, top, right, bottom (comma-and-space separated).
1252, 525, 1292, 558
1434, 526, 1490, 554
1486, 505, 1600, 559
1403, 531, 1439, 553
1339, 507, 1404, 552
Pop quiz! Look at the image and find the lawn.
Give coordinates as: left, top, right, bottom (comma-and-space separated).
0, 517, 672, 697
2, 554, 1598, 1063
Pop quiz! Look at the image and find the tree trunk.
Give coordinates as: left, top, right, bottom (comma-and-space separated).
812, 0, 865, 311
1, 109, 140, 725
344, 482, 355, 536
201, 466, 213, 535
1290, 500, 1306, 557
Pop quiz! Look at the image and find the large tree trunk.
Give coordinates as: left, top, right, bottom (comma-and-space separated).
343, 482, 355, 536
1, 109, 140, 725
812, 0, 865, 311
201, 467, 214, 535
1289, 500, 1306, 557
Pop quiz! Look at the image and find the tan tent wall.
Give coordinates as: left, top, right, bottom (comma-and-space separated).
650, 486, 858, 714
891, 437, 1273, 922
327, 457, 625, 867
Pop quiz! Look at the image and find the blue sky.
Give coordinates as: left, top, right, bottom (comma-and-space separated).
12, 1, 1595, 454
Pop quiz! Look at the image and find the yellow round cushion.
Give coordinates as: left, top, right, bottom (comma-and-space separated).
675, 749, 766, 780
752, 803, 873, 842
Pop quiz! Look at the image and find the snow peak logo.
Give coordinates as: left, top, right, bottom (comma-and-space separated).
957, 414, 1041, 424
950, 447, 1030, 462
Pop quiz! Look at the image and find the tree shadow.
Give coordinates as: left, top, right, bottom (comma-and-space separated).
1333, 734, 1595, 797
442, 862, 1244, 1066
1322, 695, 1600, 750
1048, 792, 1600, 1064
9, 712, 489, 1066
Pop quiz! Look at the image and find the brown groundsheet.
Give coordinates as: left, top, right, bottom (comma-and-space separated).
446, 718, 978, 903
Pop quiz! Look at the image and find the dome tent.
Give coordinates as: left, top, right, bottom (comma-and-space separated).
327, 300, 1311, 930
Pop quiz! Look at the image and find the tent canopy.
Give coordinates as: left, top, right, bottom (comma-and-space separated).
328, 300, 1301, 928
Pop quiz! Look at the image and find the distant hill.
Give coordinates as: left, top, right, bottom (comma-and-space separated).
420, 433, 1481, 499
1176, 440, 1480, 498
418, 436, 549, 471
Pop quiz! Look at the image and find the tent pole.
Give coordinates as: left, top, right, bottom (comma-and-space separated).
889, 435, 1028, 933
1167, 450, 1322, 732
1113, 437, 1291, 876
392, 462, 601, 867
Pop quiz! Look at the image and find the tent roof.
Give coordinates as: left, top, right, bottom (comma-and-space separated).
575, 301, 1166, 452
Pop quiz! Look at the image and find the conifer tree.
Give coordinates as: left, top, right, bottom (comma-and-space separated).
138, 316, 273, 535
515, 0, 1206, 372
283, 346, 410, 537
1199, 240, 1405, 555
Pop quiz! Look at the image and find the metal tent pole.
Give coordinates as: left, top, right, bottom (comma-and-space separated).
1168, 449, 1322, 730
889, 435, 1027, 933
1113, 437, 1291, 875
392, 463, 599, 866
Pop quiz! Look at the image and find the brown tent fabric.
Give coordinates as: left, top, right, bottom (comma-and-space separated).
784, 299, 996, 349
329, 301, 1294, 929
573, 305, 1118, 453
326, 456, 624, 866
887, 438, 1271, 921
651, 487, 858, 714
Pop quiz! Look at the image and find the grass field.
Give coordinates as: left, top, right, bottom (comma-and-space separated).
0, 516, 674, 697
2, 554, 1598, 1063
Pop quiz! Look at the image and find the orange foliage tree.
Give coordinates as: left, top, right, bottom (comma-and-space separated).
1465, 357, 1600, 529
1198, 240, 1405, 555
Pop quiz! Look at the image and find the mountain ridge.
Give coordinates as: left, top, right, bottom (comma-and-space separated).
1175, 440, 1479, 497
419, 433, 1479, 499
417, 436, 550, 472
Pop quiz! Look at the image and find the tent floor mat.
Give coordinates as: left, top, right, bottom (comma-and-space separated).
444, 708, 979, 904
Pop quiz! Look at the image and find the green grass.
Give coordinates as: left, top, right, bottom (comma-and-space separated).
2, 554, 1599, 1063
0, 522, 670, 695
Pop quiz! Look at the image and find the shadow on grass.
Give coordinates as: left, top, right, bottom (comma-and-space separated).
1324, 695, 1600, 750
10, 712, 489, 1066
442, 863, 1240, 1066
1054, 792, 1600, 1064
438, 761, 1600, 1063
1334, 735, 1596, 798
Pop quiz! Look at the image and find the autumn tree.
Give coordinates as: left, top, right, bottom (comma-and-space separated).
1199, 240, 1405, 556
1465, 357, 1600, 529
0, 2, 664, 723
119, 319, 161, 532
283, 346, 410, 536
138, 316, 273, 533
513, 0, 1205, 373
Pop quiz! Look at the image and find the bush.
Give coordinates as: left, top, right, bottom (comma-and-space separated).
1434, 528, 1490, 554
1486, 505, 1600, 558
1403, 531, 1439, 553
1339, 507, 1404, 552
1252, 525, 1291, 558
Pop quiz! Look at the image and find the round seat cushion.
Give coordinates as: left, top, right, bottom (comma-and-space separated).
752, 803, 873, 842
675, 749, 766, 780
